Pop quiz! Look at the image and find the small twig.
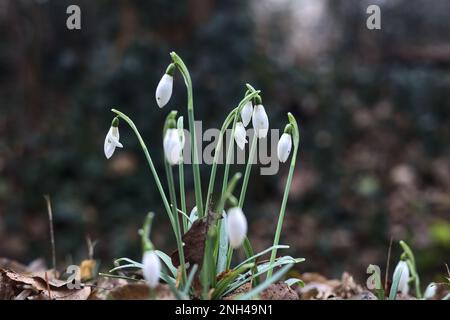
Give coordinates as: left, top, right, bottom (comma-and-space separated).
44, 195, 57, 279
384, 236, 393, 293
44, 271, 52, 300
445, 263, 450, 278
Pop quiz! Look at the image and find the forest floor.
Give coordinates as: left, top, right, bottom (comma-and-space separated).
1, 257, 449, 300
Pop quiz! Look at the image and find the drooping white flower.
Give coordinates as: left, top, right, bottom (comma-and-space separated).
104, 124, 123, 159
163, 128, 184, 165
155, 74, 173, 108
142, 250, 161, 289
424, 282, 437, 299
188, 206, 198, 229
393, 260, 410, 295
277, 133, 292, 163
240, 101, 253, 127
234, 122, 247, 150
252, 104, 269, 139
226, 207, 247, 248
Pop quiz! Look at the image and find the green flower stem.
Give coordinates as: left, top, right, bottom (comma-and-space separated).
238, 133, 257, 208
267, 113, 300, 279
179, 159, 188, 233
204, 109, 237, 213
219, 116, 238, 209
170, 52, 204, 218
140, 212, 155, 252
216, 172, 242, 213
225, 133, 258, 271
204, 90, 260, 276
218, 90, 260, 212
224, 86, 259, 276
165, 161, 187, 285
237, 83, 259, 209
207, 90, 260, 215
400, 240, 422, 298
111, 109, 176, 232
177, 118, 188, 233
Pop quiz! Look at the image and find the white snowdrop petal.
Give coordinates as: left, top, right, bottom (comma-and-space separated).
142, 251, 161, 289
169, 142, 182, 165
164, 129, 183, 165
156, 74, 173, 108
277, 133, 292, 163
104, 143, 115, 159
393, 261, 410, 295
424, 283, 437, 299
240, 101, 253, 127
234, 122, 248, 150
252, 104, 269, 139
104, 126, 122, 159
226, 207, 247, 248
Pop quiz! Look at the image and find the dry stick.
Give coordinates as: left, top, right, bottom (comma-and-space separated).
44, 195, 57, 279
384, 236, 393, 293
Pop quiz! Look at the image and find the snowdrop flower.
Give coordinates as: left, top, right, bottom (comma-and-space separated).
104, 117, 123, 159
188, 206, 198, 229
234, 122, 247, 150
424, 283, 437, 299
163, 128, 184, 165
240, 100, 253, 127
226, 207, 247, 248
393, 260, 410, 295
155, 64, 175, 108
252, 104, 269, 139
277, 133, 292, 163
142, 250, 161, 289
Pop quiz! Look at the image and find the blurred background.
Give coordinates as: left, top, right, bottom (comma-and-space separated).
0, 0, 449, 285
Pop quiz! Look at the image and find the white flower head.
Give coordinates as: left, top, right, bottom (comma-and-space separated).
142, 250, 161, 289
104, 118, 123, 159
424, 282, 437, 299
393, 260, 410, 295
226, 207, 247, 248
252, 104, 269, 139
277, 133, 292, 163
234, 122, 247, 150
240, 100, 253, 127
163, 128, 184, 165
155, 64, 175, 108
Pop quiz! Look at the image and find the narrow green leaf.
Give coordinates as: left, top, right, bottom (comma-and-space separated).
389, 267, 403, 300
234, 245, 289, 270
183, 264, 198, 296
216, 213, 229, 274
285, 278, 305, 288
155, 250, 177, 277
212, 263, 254, 299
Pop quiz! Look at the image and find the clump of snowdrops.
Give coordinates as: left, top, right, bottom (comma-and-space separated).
368, 240, 450, 300
103, 52, 303, 299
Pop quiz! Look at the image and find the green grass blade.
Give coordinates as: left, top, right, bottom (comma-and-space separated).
389, 267, 403, 300
155, 250, 177, 277
183, 264, 198, 296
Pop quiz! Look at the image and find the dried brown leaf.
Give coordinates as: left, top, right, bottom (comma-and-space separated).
0, 268, 91, 300
108, 283, 175, 300
171, 211, 218, 268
